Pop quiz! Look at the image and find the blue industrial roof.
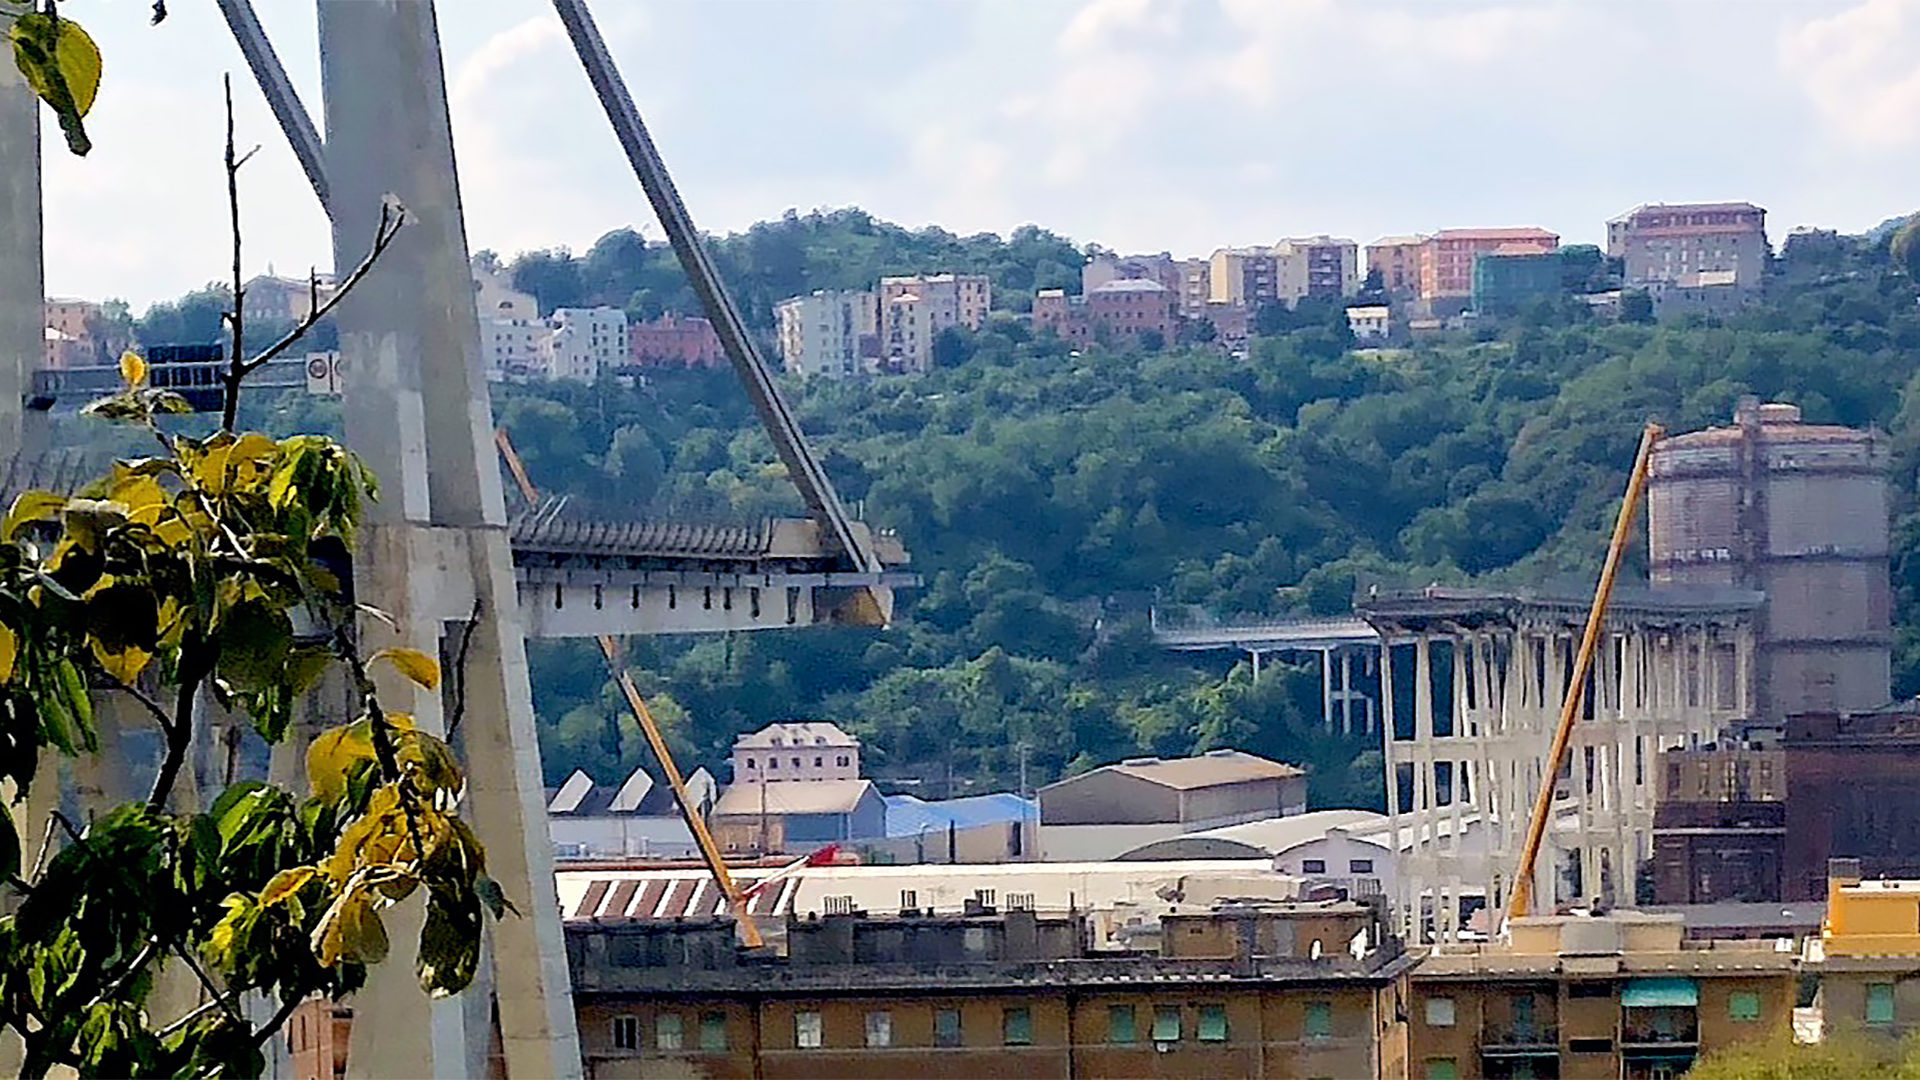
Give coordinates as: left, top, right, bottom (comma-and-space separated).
884, 793, 1035, 838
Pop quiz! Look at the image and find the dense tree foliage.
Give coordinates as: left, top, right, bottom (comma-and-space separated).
109, 213, 1920, 817
489, 216, 1920, 805
1684, 1029, 1920, 1078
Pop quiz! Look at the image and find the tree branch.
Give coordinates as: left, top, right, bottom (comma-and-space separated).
235, 200, 406, 380
168, 942, 246, 1028
147, 643, 205, 810
104, 676, 176, 740
444, 597, 483, 737
250, 993, 306, 1048
221, 72, 246, 434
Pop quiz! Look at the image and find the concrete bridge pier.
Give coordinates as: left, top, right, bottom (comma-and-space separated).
318, 1, 579, 1076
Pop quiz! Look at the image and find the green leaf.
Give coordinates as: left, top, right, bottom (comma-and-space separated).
214, 600, 293, 695
417, 890, 480, 996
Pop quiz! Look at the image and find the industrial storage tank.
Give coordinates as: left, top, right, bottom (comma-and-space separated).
1647, 397, 1890, 719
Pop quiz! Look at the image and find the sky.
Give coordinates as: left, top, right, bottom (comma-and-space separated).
33, 0, 1920, 308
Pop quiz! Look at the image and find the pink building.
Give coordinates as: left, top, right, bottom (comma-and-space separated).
1419, 227, 1559, 306
628, 313, 724, 369
1032, 280, 1171, 348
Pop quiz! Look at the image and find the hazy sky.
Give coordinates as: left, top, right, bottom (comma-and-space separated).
35, 0, 1920, 308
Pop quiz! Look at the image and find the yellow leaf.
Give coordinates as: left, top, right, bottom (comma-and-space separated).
307, 722, 375, 802
260, 866, 316, 908
9, 13, 100, 155
90, 639, 150, 685
193, 445, 233, 496
118, 350, 146, 387
0, 624, 18, 684
2, 489, 66, 541
372, 647, 440, 691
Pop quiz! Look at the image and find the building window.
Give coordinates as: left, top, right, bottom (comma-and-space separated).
1869, 983, 1896, 1025
745, 757, 756, 769
768, 758, 778, 770
836, 755, 850, 767
1350, 859, 1374, 874
655, 1013, 683, 1051
1107, 1004, 1137, 1043
699, 1012, 727, 1051
1568, 981, 1613, 999
791, 757, 801, 769
1425, 997, 1456, 1027
1302, 859, 1327, 874
1152, 1005, 1181, 1042
865, 1011, 892, 1048
1304, 1001, 1333, 1039
612, 1016, 639, 1051
935, 1008, 962, 1047
1198, 1004, 1228, 1042
1729, 991, 1761, 1023
815, 756, 823, 768
1425, 1060, 1459, 1080
795, 1011, 823, 1049
1002, 1006, 1032, 1046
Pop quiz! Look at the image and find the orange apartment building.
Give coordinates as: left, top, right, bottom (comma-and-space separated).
1409, 911, 1795, 1080
1418, 228, 1559, 315
1367, 235, 1427, 300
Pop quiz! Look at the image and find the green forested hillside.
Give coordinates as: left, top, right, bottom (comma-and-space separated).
113, 211, 1920, 807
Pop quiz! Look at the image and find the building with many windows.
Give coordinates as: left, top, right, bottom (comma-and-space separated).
628, 313, 724, 369
1409, 910, 1796, 1080
1367, 235, 1428, 300
1608, 202, 1767, 292
568, 902, 1415, 1080
774, 290, 875, 378
876, 273, 991, 372
1273, 235, 1361, 303
1418, 227, 1559, 314
547, 307, 628, 382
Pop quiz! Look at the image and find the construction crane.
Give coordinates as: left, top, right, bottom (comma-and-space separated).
1505, 422, 1663, 925
495, 428, 764, 949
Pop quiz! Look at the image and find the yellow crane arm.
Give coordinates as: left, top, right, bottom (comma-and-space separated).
1506, 422, 1662, 924
493, 428, 763, 948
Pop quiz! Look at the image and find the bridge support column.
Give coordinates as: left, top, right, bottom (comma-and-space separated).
0, 54, 39, 465
319, 2, 579, 1076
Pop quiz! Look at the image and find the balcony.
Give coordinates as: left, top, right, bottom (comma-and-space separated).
1481, 1021, 1558, 1055
1620, 1008, 1698, 1051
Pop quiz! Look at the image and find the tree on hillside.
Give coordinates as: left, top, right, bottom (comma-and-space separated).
1890, 215, 1920, 281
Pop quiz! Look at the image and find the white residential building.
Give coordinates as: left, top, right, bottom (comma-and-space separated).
730, 721, 861, 785
473, 256, 548, 382
479, 319, 551, 382
1346, 304, 1391, 342
547, 307, 627, 382
774, 290, 874, 378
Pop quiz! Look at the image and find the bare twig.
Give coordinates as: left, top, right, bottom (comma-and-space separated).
250, 994, 306, 1048
444, 597, 483, 737
222, 73, 246, 435
159, 997, 227, 1039
104, 676, 176, 740
89, 937, 161, 1008
233, 201, 405, 381
169, 943, 247, 1027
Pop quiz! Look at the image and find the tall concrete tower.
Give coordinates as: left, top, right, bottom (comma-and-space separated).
317, 2, 580, 1076
1648, 397, 1891, 720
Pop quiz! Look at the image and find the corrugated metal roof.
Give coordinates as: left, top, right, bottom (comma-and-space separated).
884, 793, 1035, 838
1077, 750, 1304, 791
711, 778, 877, 818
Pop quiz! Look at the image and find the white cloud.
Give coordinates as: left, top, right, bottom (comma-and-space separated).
1781, 0, 1920, 149
450, 15, 567, 108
